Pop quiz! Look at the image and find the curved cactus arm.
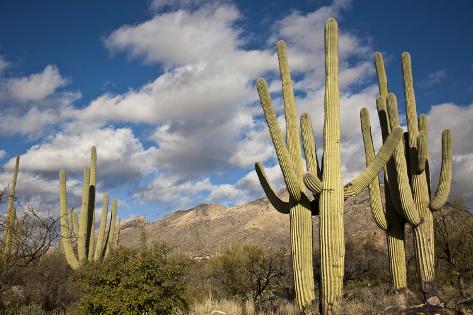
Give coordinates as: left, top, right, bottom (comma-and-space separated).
430, 129, 453, 211
78, 166, 90, 262
255, 162, 292, 214
300, 112, 322, 179
277, 41, 304, 180
386, 93, 423, 226
303, 173, 323, 195
59, 170, 80, 269
93, 193, 109, 261
416, 131, 427, 174
374, 52, 389, 96
256, 78, 302, 201
344, 125, 403, 198
359, 108, 388, 230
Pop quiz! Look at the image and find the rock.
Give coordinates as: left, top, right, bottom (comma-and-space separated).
427, 296, 442, 306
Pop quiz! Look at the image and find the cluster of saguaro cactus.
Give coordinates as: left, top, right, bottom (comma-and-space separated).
255, 18, 403, 313
362, 52, 452, 300
1, 156, 19, 257
59, 147, 119, 269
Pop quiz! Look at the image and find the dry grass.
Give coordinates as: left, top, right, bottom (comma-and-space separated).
189, 296, 299, 315
188, 285, 433, 315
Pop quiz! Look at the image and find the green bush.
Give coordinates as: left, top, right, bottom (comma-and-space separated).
75, 244, 190, 314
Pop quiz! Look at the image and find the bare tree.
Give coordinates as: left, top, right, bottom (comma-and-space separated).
0, 205, 60, 294
434, 198, 473, 298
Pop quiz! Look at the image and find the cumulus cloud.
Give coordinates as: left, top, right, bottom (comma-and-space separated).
105, 5, 242, 66
1, 65, 67, 103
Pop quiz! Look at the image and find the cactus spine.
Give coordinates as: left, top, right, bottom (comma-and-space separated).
59, 147, 119, 269
256, 18, 403, 313
2, 156, 19, 257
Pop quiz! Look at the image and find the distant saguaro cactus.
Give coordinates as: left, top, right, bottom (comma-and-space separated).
2, 156, 19, 257
255, 18, 403, 313
365, 52, 453, 300
59, 147, 119, 269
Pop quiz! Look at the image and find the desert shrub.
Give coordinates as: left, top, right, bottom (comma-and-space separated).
434, 198, 473, 299
0, 250, 77, 313
343, 238, 390, 289
205, 244, 289, 307
74, 244, 191, 314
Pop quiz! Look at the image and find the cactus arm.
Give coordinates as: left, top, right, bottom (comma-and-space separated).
344, 126, 403, 198
78, 166, 90, 262
87, 147, 97, 261
304, 173, 323, 194
115, 219, 120, 247
71, 210, 79, 237
104, 199, 118, 258
386, 93, 423, 226
401, 52, 420, 162
300, 113, 321, 179
359, 108, 388, 231
374, 52, 389, 96
59, 170, 80, 269
2, 156, 19, 256
255, 162, 292, 214
277, 41, 304, 181
256, 78, 302, 201
430, 129, 453, 211
416, 131, 427, 174
93, 193, 109, 261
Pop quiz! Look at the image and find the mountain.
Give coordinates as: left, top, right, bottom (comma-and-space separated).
118, 189, 386, 258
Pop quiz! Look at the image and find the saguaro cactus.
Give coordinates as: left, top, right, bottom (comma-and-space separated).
59, 147, 119, 269
2, 156, 19, 256
402, 52, 452, 298
370, 52, 453, 300
256, 18, 403, 313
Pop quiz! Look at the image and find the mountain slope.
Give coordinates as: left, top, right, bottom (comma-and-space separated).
119, 189, 386, 258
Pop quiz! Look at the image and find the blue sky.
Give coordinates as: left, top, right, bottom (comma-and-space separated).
0, 0, 472, 220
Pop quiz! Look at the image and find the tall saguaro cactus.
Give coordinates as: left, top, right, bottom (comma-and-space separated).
255, 39, 315, 309
401, 52, 453, 298
370, 52, 453, 300
59, 147, 119, 269
2, 156, 20, 256
256, 18, 403, 313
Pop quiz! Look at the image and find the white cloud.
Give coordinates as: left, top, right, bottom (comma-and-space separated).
6, 126, 159, 185
2, 65, 67, 103
105, 5, 241, 66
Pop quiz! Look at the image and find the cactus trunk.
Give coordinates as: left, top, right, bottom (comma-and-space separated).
318, 18, 344, 314
93, 192, 109, 261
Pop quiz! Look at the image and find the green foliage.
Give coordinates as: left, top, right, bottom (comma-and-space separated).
75, 245, 190, 314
